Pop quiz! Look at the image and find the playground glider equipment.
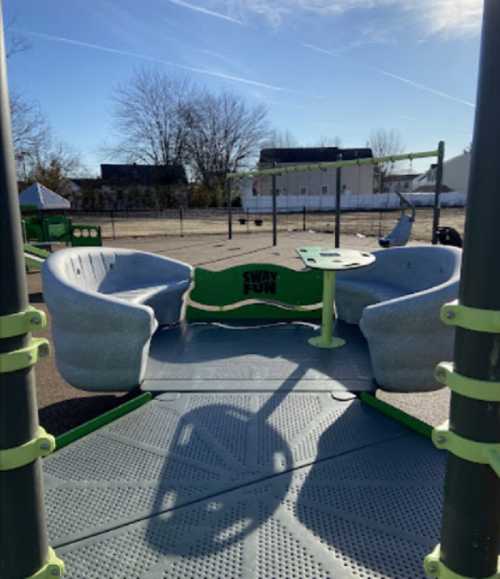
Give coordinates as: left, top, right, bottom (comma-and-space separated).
378, 190, 416, 248
1, 1, 500, 578
43, 244, 460, 395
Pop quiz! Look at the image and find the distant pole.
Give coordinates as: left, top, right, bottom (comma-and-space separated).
179, 207, 184, 238
272, 164, 277, 247
226, 178, 232, 240
0, 1, 55, 576
335, 154, 342, 248
432, 140, 445, 244
111, 210, 116, 240
302, 205, 306, 232
431, 2, 500, 577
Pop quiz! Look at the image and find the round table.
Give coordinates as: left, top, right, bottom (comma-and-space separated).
296, 247, 376, 348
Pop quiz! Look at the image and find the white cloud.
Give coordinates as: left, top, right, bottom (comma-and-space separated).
208, 0, 482, 37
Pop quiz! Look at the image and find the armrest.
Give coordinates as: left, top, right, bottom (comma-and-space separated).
361, 279, 458, 334
42, 267, 156, 337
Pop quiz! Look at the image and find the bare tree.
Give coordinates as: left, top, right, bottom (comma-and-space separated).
108, 69, 194, 165
184, 92, 269, 198
263, 129, 298, 149
10, 93, 50, 179
367, 128, 405, 192
28, 140, 85, 194
316, 135, 342, 147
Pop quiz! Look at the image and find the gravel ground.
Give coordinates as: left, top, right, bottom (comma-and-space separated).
33, 230, 451, 435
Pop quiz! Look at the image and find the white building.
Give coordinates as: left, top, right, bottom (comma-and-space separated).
412, 151, 471, 193
253, 147, 374, 202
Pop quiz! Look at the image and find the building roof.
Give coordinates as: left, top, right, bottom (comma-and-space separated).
19, 182, 71, 210
100, 164, 187, 185
259, 147, 373, 165
384, 173, 420, 182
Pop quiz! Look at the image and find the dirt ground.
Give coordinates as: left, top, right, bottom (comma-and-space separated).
32, 229, 451, 436
76, 206, 466, 242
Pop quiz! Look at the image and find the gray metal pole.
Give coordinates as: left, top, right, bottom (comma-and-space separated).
0, 2, 51, 576
432, 141, 445, 244
335, 155, 342, 248
437, 2, 500, 576
272, 167, 277, 247
226, 179, 232, 240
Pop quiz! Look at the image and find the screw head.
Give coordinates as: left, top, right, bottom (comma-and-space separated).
445, 310, 456, 320
40, 441, 51, 451
435, 434, 447, 445
427, 561, 439, 575
30, 316, 41, 325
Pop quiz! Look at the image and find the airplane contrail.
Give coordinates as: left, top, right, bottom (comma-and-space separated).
168, 0, 243, 25
302, 41, 475, 108
24, 31, 289, 92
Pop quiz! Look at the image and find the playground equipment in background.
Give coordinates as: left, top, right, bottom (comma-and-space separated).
435, 225, 463, 247
22, 209, 103, 247
24, 243, 50, 272
378, 190, 416, 248
227, 143, 445, 249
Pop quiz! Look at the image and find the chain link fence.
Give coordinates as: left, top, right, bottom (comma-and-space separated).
68, 206, 466, 243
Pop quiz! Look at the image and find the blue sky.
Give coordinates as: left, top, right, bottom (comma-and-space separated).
5, 0, 481, 175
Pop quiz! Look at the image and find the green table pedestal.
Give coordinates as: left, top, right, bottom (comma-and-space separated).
308, 270, 345, 349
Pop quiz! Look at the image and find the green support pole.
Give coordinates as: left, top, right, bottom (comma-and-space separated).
0, 2, 57, 577
432, 2, 500, 577
308, 271, 345, 349
432, 141, 445, 245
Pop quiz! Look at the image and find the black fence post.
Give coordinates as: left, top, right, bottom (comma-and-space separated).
335, 154, 343, 248
226, 180, 232, 240
272, 167, 277, 247
432, 141, 445, 244
179, 207, 184, 238
302, 206, 306, 232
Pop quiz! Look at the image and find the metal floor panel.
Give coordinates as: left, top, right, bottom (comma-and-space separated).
52, 432, 444, 579
143, 322, 374, 392
44, 393, 406, 548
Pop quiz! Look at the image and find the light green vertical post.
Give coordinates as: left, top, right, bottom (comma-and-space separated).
308, 270, 345, 349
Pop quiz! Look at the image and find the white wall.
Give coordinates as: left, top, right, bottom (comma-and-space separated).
242, 191, 466, 213
252, 164, 374, 197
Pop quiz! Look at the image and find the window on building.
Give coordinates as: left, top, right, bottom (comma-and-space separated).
300, 187, 307, 195
321, 185, 328, 194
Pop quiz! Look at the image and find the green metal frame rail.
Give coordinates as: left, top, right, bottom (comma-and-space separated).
55, 392, 153, 451
227, 149, 440, 180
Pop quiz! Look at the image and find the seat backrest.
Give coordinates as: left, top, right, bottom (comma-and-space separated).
45, 247, 193, 294
187, 264, 323, 322
338, 246, 461, 293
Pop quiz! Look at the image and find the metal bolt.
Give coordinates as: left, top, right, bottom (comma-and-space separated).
435, 434, 447, 445
50, 567, 61, 577
427, 561, 439, 575
30, 316, 41, 325
40, 441, 51, 451
445, 310, 456, 320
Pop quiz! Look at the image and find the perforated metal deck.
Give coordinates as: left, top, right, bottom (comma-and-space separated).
44, 393, 444, 578
143, 322, 374, 392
